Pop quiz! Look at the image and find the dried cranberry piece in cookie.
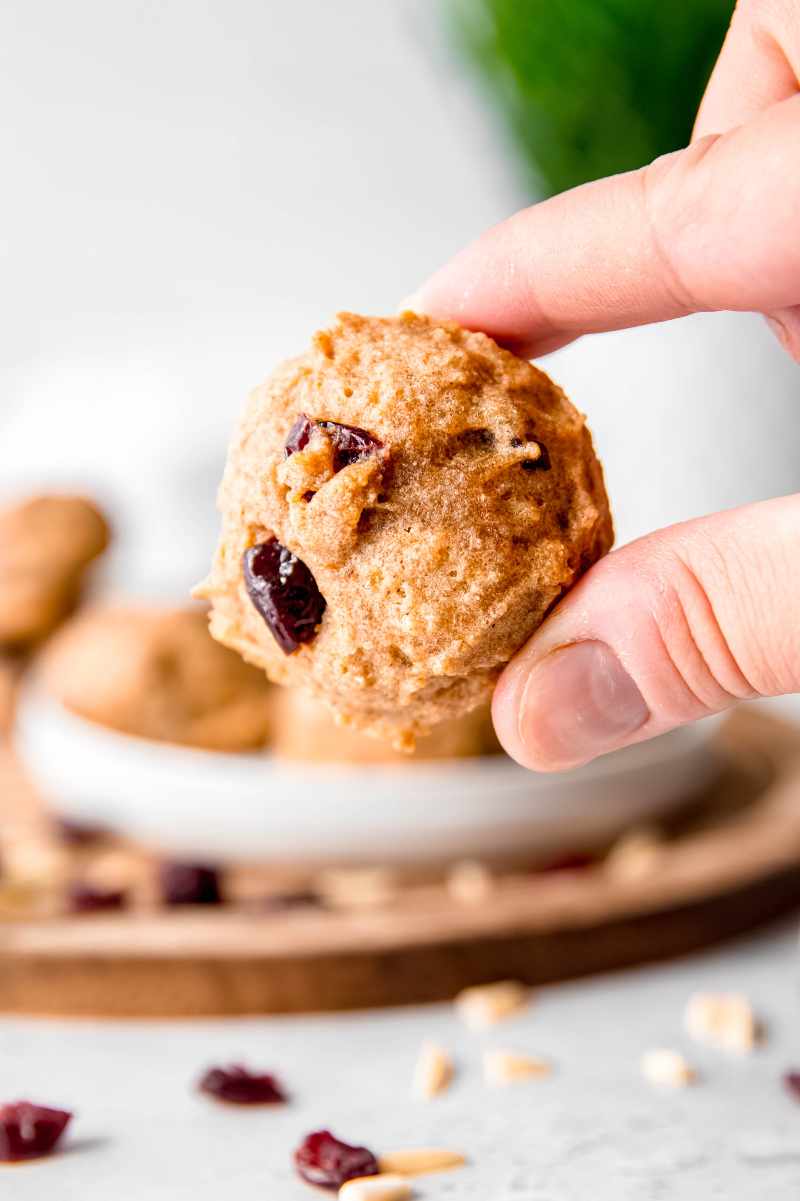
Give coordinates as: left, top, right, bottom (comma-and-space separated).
284, 414, 315, 457
199, 1064, 286, 1105
243, 539, 326, 654
284, 413, 382, 473
317, 420, 383, 472
293, 1129, 379, 1190
0, 1101, 72, 1162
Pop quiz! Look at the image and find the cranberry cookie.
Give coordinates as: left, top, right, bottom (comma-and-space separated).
40, 605, 274, 751
199, 312, 612, 747
0, 494, 110, 648
272, 688, 500, 763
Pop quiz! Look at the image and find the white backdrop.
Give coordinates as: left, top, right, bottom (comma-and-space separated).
0, 0, 522, 593
2, 0, 799, 601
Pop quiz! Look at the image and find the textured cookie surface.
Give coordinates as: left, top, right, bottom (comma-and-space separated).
40, 605, 274, 752
199, 312, 612, 746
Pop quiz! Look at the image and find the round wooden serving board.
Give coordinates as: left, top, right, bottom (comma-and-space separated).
1, 709, 800, 1017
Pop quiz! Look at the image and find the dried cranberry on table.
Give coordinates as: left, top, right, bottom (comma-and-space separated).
198, 1064, 286, 1105
0, 1101, 72, 1162
159, 862, 222, 906
54, 818, 109, 847
67, 883, 127, 913
294, 1129, 379, 1190
243, 539, 326, 655
784, 1071, 800, 1100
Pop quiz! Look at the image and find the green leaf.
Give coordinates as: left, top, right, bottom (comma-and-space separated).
447, 0, 733, 196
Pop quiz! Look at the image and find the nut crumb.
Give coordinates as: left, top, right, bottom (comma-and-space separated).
446, 859, 494, 905
455, 980, 529, 1030
483, 1049, 552, 1086
641, 1048, 696, 1088
317, 867, 397, 910
338, 1176, 412, 1201
605, 827, 664, 880
377, 1148, 466, 1176
685, 992, 757, 1053
412, 1042, 453, 1099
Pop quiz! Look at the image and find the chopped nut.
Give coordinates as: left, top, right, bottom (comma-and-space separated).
454, 980, 529, 1030
4, 840, 69, 886
483, 1048, 552, 1086
378, 1148, 466, 1177
339, 1177, 411, 1201
684, 992, 757, 1053
446, 859, 494, 905
605, 828, 664, 880
412, 1042, 453, 1099
317, 867, 397, 910
641, 1048, 696, 1088
85, 850, 143, 892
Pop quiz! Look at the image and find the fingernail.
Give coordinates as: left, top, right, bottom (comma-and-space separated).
397, 291, 425, 315
506, 640, 649, 769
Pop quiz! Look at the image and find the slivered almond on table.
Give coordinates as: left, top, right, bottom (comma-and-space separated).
454, 980, 529, 1030
483, 1048, 552, 1086
684, 992, 758, 1053
378, 1148, 466, 1176
412, 1041, 453, 1099
338, 1176, 412, 1201
641, 1048, 696, 1088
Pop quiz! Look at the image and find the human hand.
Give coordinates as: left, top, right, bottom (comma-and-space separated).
408, 0, 800, 771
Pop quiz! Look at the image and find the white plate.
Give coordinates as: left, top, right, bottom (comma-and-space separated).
16, 688, 723, 867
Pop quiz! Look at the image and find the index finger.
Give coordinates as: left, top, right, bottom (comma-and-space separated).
407, 96, 800, 358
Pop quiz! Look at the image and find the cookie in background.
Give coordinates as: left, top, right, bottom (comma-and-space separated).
0, 494, 110, 649
38, 604, 274, 753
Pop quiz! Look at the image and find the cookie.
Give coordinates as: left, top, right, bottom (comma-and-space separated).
0, 495, 110, 648
39, 605, 275, 752
272, 688, 501, 763
198, 312, 612, 748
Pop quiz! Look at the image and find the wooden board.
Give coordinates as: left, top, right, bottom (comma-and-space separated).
1, 709, 799, 1016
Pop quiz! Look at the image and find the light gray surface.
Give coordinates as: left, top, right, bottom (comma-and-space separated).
2, 923, 799, 1199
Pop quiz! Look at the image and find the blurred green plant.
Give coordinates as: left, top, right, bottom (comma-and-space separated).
447, 0, 733, 196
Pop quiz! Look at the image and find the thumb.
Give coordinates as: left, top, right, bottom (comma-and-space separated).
492, 494, 800, 771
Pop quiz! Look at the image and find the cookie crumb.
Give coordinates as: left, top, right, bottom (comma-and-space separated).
483, 1049, 552, 1086
412, 1042, 453, 1099
377, 1148, 466, 1176
684, 992, 757, 1053
641, 1048, 696, 1088
455, 980, 529, 1030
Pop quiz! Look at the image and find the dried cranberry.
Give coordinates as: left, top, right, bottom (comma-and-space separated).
318, 420, 382, 472
159, 862, 222, 906
0, 1101, 72, 1162
199, 1064, 286, 1105
257, 889, 321, 913
67, 883, 127, 913
535, 852, 596, 874
55, 818, 109, 846
784, 1072, 800, 1100
285, 414, 314, 457
294, 1130, 379, 1190
243, 539, 326, 655
284, 413, 382, 473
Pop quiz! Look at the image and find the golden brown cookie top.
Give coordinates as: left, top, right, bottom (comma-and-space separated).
200, 312, 612, 747
39, 605, 275, 752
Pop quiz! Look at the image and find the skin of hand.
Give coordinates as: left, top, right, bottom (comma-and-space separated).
407, 0, 800, 771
